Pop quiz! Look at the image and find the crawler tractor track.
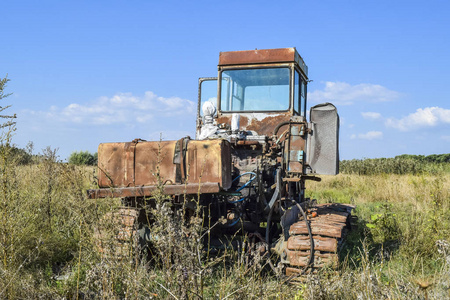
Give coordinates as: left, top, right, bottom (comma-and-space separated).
285, 203, 355, 276
94, 207, 140, 259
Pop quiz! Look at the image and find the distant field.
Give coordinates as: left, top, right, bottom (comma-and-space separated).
0, 151, 448, 299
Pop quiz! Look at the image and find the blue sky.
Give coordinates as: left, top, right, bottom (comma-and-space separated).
1, 0, 449, 160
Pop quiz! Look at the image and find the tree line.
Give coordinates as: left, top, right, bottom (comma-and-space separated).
6, 143, 449, 171
0, 145, 98, 166
394, 153, 450, 163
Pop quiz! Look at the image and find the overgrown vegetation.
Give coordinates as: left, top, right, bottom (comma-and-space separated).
341, 154, 450, 175
305, 173, 449, 299
0, 150, 447, 298
68, 150, 98, 166
0, 141, 297, 298
0, 144, 33, 165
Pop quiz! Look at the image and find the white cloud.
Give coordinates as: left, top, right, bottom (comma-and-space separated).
385, 107, 450, 131
309, 82, 400, 105
17, 91, 198, 160
350, 131, 383, 140
361, 112, 382, 120
25, 91, 196, 126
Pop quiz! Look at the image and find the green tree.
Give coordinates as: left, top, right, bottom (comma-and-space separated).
0, 145, 32, 165
68, 150, 97, 165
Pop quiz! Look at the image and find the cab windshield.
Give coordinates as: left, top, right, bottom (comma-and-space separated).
220, 67, 290, 112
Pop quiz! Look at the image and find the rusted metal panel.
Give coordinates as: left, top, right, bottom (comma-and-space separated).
219, 48, 296, 65
87, 182, 221, 199
313, 210, 349, 223
93, 207, 139, 259
287, 235, 338, 252
286, 250, 338, 268
236, 140, 259, 146
284, 203, 355, 275
285, 267, 304, 276
219, 48, 308, 77
285, 124, 306, 173
97, 139, 231, 190
217, 113, 291, 136
219, 48, 308, 76
289, 222, 343, 238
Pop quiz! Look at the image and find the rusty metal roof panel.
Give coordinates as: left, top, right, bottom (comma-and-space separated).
219, 48, 308, 76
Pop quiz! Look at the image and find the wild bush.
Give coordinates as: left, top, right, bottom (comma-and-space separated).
0, 139, 100, 298
0, 145, 32, 165
68, 150, 98, 166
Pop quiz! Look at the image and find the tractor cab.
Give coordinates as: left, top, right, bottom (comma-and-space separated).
197, 48, 339, 176
197, 48, 308, 138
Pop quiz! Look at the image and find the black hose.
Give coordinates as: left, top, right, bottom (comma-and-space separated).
265, 168, 282, 246
266, 198, 315, 277
291, 200, 314, 274
265, 199, 276, 248
272, 121, 304, 136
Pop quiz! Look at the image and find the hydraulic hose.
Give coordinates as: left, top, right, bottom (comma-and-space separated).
265, 168, 281, 213
291, 199, 314, 274
265, 195, 277, 261
228, 197, 245, 204
232, 172, 257, 192
272, 121, 304, 136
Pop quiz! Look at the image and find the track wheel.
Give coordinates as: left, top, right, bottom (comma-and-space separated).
285, 203, 354, 276
94, 207, 140, 260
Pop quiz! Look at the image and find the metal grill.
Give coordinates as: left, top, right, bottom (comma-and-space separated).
306, 103, 340, 175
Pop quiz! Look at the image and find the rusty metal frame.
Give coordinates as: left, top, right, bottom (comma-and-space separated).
197, 77, 217, 120
294, 65, 308, 117
87, 182, 221, 199
196, 77, 217, 138
218, 48, 308, 77
216, 51, 309, 118
292, 68, 308, 117
214, 63, 297, 136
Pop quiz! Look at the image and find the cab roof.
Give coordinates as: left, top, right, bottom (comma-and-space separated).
218, 47, 308, 77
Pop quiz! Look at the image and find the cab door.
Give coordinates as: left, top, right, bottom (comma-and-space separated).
196, 77, 217, 138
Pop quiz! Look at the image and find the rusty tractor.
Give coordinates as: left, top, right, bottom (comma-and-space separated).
88, 48, 354, 276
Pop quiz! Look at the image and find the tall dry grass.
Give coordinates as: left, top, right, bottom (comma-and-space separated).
305, 173, 450, 299
0, 136, 448, 299
0, 143, 302, 299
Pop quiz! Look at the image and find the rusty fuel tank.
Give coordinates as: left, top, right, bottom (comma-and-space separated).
93, 139, 232, 197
